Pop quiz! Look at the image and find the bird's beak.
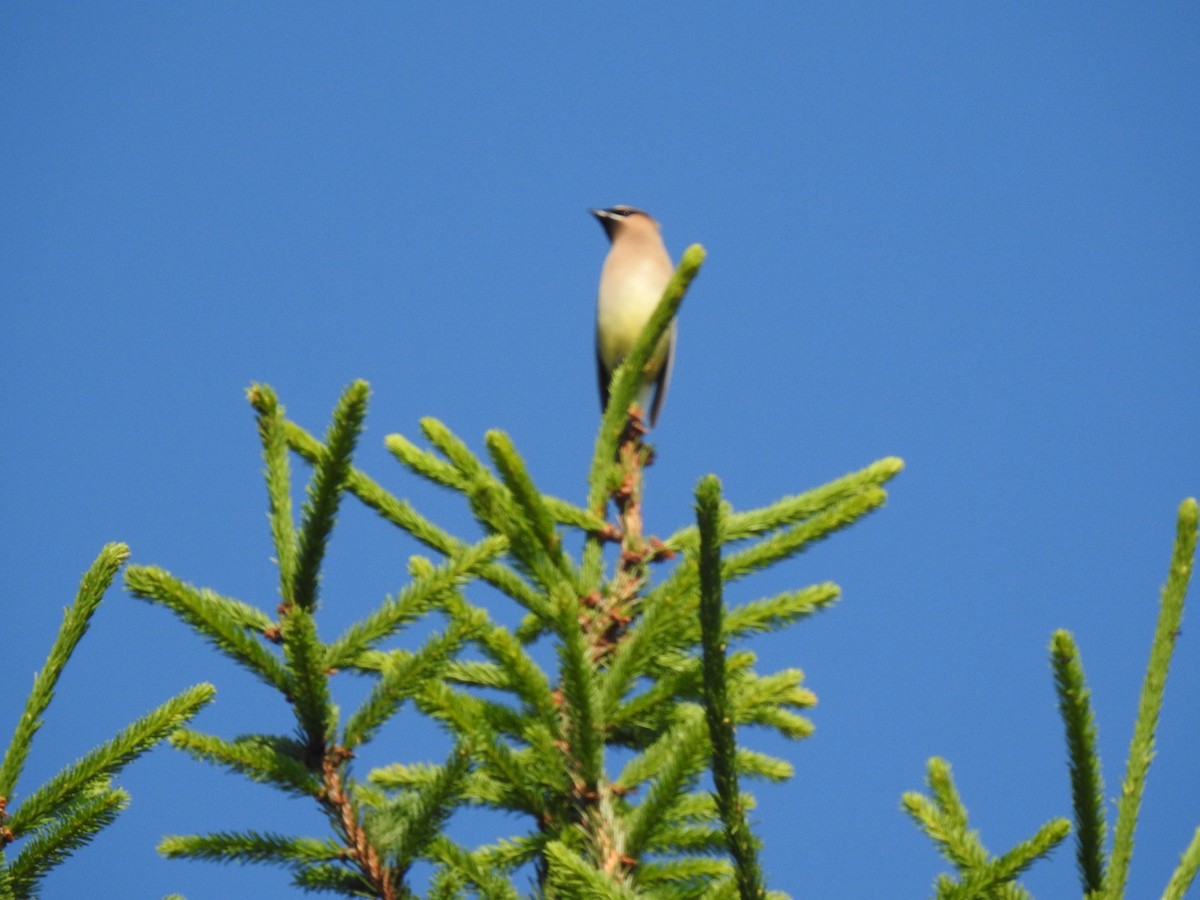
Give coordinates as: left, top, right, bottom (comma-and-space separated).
590, 208, 617, 239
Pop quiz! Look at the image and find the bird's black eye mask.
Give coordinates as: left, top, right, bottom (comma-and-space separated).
591, 205, 647, 240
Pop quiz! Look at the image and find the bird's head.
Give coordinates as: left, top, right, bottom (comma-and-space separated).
590, 205, 659, 242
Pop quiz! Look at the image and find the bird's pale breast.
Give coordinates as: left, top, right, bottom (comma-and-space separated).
597, 259, 672, 373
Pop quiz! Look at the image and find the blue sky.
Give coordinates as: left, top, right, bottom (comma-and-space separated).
2, 5, 1198, 897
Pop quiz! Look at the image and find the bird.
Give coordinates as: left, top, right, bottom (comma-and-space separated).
591, 205, 677, 428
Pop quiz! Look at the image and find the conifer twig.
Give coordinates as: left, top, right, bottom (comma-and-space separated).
0, 543, 129, 799
665, 456, 904, 551
483, 429, 586, 596
167, 731, 320, 797
288, 418, 546, 616
8, 683, 216, 839
903, 758, 1067, 897
6, 784, 127, 897
0, 542, 214, 898
1104, 498, 1197, 897
543, 839, 641, 898
124, 567, 289, 690
248, 383, 298, 602
696, 475, 767, 899
1162, 826, 1200, 900
0, 544, 214, 900
1049, 629, 1106, 893
291, 379, 370, 611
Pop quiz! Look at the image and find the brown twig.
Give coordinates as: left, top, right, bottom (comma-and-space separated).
0, 797, 12, 848
584, 406, 661, 661
321, 749, 397, 900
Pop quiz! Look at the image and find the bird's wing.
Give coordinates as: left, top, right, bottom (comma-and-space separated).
648, 323, 677, 427
596, 333, 611, 414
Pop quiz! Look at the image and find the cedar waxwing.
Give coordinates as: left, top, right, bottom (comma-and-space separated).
591, 205, 677, 427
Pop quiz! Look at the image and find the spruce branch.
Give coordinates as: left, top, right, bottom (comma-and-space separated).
365, 745, 471, 874
938, 875, 1031, 900
5, 682, 215, 838
721, 488, 888, 583
635, 856, 733, 886
427, 864, 467, 899
386, 431, 469, 492
466, 834, 545, 872
478, 429, 586, 596
446, 594, 558, 721
1104, 497, 1197, 898
1162, 826, 1200, 900
645, 821, 724, 856
415, 683, 551, 821
606, 662, 697, 740
905, 757, 1067, 898
596, 575, 694, 724
553, 581, 607, 818
620, 707, 710, 854
697, 474, 767, 900
909, 499, 1197, 899
414, 419, 563, 593
420, 416, 492, 482
369, 760, 503, 809
323, 534, 507, 671
158, 830, 344, 867
993, 818, 1072, 881
416, 674, 537, 752
1050, 629, 1107, 893
440, 658, 510, 690
124, 566, 287, 690
607, 585, 837, 698
292, 379, 369, 612
547, 500, 615, 537
731, 749, 793, 783
391, 428, 612, 539
291, 862, 378, 894
0, 546, 213, 898
427, 836, 522, 899
584, 414, 673, 666
485, 430, 563, 564
729, 672, 816, 739
140, 383, 518, 898
543, 839, 641, 899
903, 759, 991, 872
665, 456, 903, 551
168, 731, 320, 797
6, 785, 126, 898
616, 703, 708, 791
248, 383, 298, 602
721, 584, 840, 639
279, 605, 334, 760
288, 419, 546, 616
0, 543, 128, 799
342, 613, 481, 749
